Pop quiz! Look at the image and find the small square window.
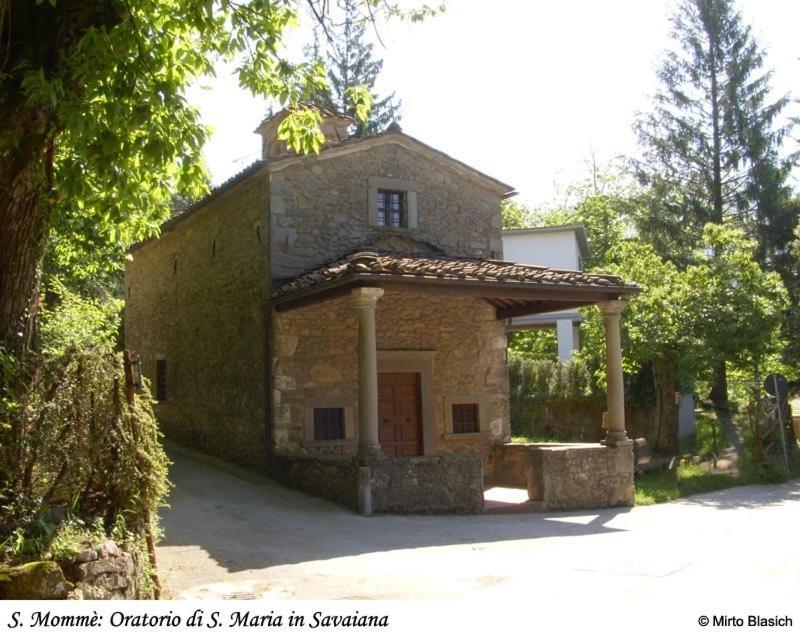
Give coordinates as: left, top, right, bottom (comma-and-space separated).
313, 407, 345, 441
377, 190, 406, 228
452, 403, 479, 434
155, 359, 167, 401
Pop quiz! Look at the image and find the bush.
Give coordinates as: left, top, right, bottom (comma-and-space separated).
0, 347, 169, 571
508, 355, 592, 438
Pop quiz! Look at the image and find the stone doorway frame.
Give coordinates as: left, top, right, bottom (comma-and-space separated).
377, 350, 436, 455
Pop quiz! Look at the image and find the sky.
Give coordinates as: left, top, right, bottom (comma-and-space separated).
187, 0, 800, 208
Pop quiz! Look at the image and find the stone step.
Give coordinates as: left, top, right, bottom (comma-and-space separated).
483, 499, 548, 515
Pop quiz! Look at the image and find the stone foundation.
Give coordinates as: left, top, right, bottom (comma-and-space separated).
0, 539, 144, 600
527, 443, 634, 510
370, 454, 483, 514
272, 454, 360, 510
273, 453, 483, 514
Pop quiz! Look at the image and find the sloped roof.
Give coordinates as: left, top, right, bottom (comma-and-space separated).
271, 250, 637, 316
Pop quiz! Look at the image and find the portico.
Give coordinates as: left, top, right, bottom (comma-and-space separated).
268, 249, 638, 514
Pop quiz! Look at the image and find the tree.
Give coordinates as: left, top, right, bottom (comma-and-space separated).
0, 1, 437, 363
501, 199, 534, 229
578, 224, 787, 451
632, 0, 795, 404
306, 0, 401, 136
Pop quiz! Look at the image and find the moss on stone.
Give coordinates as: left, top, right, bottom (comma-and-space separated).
0, 561, 74, 600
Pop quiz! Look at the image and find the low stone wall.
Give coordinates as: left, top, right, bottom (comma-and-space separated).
527, 443, 634, 510
370, 454, 484, 514
0, 539, 143, 600
272, 454, 360, 510
273, 453, 483, 514
484, 444, 528, 487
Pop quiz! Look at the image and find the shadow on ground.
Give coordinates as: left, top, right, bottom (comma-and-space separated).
160, 448, 628, 574
159, 446, 800, 576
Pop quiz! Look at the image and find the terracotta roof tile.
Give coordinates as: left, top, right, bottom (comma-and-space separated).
273, 250, 632, 299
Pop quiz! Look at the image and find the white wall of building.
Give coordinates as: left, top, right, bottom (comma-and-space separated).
501, 225, 588, 362
502, 229, 582, 270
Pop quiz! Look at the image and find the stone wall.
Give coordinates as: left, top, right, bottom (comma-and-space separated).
271, 453, 483, 514
370, 454, 484, 514
544, 398, 670, 453
125, 171, 271, 471
0, 540, 144, 600
484, 444, 529, 488
271, 454, 360, 510
269, 142, 504, 279
271, 289, 509, 455
527, 443, 634, 510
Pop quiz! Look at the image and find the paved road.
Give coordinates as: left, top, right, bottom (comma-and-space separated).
157, 446, 800, 607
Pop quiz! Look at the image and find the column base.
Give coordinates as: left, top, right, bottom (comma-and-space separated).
602, 432, 632, 447
358, 466, 372, 516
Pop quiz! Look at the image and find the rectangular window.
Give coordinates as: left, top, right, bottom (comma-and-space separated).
452, 403, 479, 434
155, 359, 167, 401
313, 407, 345, 441
377, 190, 406, 228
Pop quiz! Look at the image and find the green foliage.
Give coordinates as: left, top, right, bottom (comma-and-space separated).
632, 0, 796, 264
578, 224, 788, 391
507, 329, 557, 361
501, 199, 535, 230
634, 462, 741, 506
508, 355, 591, 437
683, 224, 789, 374
529, 163, 633, 268
39, 282, 123, 358
1, 348, 170, 566
305, 0, 402, 135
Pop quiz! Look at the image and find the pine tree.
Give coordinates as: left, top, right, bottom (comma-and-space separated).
632, 0, 796, 405
307, 0, 401, 136
633, 0, 795, 264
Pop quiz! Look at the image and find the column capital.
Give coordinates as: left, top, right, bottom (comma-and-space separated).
597, 299, 626, 316
351, 286, 385, 308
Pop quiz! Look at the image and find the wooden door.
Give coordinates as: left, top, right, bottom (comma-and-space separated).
378, 372, 423, 457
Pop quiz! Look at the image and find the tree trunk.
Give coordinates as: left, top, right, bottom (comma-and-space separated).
709, 360, 728, 409
708, 30, 724, 224
652, 364, 679, 454
0, 108, 56, 361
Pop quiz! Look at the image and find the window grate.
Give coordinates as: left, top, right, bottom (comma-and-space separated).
377, 190, 406, 228
452, 403, 479, 434
314, 407, 345, 440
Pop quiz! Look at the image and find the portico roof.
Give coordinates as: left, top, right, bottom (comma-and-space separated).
270, 250, 639, 319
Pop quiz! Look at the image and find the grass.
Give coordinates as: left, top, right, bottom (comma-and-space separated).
509, 434, 562, 445
679, 408, 730, 457
635, 462, 742, 505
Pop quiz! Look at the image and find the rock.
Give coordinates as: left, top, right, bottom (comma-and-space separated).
0, 561, 74, 600
79, 558, 125, 579
77, 584, 112, 600
95, 540, 120, 559
74, 549, 97, 563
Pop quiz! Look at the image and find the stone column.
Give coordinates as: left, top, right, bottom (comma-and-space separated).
352, 287, 385, 461
598, 299, 629, 446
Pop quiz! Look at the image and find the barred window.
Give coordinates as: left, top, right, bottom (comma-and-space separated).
377, 190, 406, 228
451, 403, 479, 434
313, 407, 345, 440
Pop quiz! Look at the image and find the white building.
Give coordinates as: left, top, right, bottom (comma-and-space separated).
501, 225, 590, 361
